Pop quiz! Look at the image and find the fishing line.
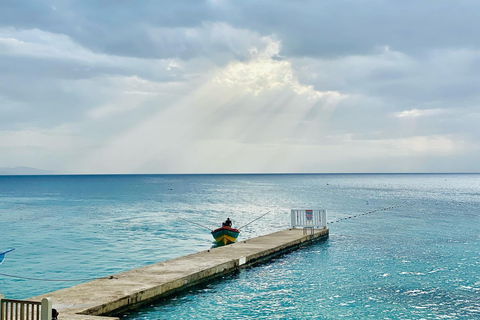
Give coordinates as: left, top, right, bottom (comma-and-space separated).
178, 210, 273, 231
177, 217, 213, 231
327, 203, 416, 225
238, 210, 272, 230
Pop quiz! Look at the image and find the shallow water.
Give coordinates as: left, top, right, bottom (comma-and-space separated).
1, 174, 479, 319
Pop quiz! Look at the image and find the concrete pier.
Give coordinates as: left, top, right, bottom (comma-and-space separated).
30, 228, 329, 319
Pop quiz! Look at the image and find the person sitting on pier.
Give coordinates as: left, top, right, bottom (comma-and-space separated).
222, 218, 232, 227
52, 309, 59, 320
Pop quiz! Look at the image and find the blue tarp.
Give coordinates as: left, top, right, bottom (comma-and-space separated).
0, 248, 15, 265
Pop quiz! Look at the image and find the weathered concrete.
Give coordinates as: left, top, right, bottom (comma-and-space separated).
30, 228, 328, 319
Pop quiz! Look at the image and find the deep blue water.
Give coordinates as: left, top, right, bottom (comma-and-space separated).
0, 174, 479, 319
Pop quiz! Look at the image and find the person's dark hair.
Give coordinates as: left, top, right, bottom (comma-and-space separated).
52, 308, 59, 320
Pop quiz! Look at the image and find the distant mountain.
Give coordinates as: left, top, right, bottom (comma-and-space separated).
0, 166, 57, 175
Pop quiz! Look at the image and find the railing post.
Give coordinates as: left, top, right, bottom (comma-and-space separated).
322, 210, 327, 228
40, 298, 51, 320
0, 294, 3, 320
20, 302, 25, 319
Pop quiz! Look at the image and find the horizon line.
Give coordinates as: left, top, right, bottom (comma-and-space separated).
1, 172, 479, 177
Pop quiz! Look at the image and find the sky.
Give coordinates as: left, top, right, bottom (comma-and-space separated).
1, 0, 479, 174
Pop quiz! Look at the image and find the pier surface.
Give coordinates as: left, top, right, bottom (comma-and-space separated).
31, 228, 329, 319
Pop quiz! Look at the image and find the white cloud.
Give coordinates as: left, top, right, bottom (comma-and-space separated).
86, 76, 167, 119
0, 28, 102, 63
291, 47, 415, 95
395, 108, 447, 118
259, 134, 473, 173
392, 135, 460, 154
0, 127, 72, 148
0, 27, 190, 85
215, 39, 344, 100
144, 22, 275, 62
167, 61, 180, 71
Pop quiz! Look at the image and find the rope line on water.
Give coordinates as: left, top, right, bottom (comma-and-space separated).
0, 272, 116, 282
327, 203, 416, 225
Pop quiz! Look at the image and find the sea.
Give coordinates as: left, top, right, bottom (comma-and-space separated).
0, 174, 479, 319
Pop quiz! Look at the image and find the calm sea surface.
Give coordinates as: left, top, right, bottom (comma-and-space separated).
0, 174, 479, 319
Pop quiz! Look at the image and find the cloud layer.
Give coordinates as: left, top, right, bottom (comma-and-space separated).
1, 0, 479, 173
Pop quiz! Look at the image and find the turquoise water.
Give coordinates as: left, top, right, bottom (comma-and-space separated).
0, 174, 479, 319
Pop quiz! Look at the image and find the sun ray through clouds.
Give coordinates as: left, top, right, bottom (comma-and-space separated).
76, 40, 345, 173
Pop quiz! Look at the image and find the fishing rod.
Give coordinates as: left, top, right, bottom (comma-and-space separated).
177, 217, 213, 231
238, 211, 271, 230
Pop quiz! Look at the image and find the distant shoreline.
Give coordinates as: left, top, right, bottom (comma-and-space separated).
0, 166, 57, 176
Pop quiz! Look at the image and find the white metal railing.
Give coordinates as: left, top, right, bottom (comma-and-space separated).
0, 295, 51, 320
291, 209, 327, 229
